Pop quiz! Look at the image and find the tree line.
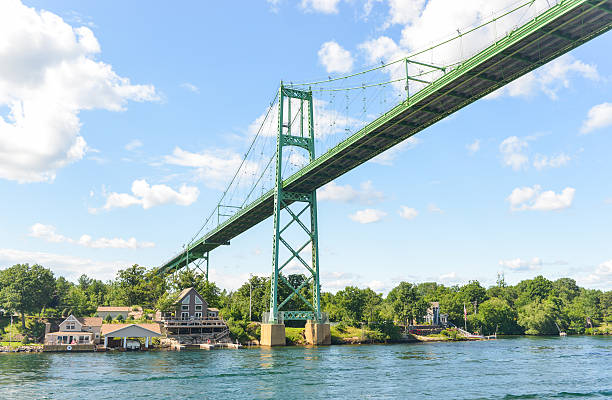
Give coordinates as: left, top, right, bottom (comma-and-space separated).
1, 263, 610, 340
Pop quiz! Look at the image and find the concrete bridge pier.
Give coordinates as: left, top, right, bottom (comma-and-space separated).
304, 321, 331, 345
261, 324, 286, 346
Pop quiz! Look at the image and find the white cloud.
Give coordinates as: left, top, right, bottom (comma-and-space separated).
29, 223, 154, 249
124, 139, 143, 151
318, 180, 383, 204
322, 271, 363, 292
0, 0, 158, 183
385, 0, 426, 27
580, 260, 612, 289
371, 137, 421, 165
500, 136, 570, 171
180, 82, 200, 93
507, 185, 575, 211
318, 41, 353, 74
439, 271, 457, 281
427, 203, 443, 213
93, 179, 199, 212
499, 257, 542, 271
399, 206, 418, 220
466, 139, 480, 155
357, 1, 595, 102
0, 248, 123, 281
499, 257, 568, 272
580, 102, 612, 134
500, 136, 529, 171
164, 147, 259, 189
533, 153, 570, 170
349, 208, 387, 224
301, 0, 341, 14
490, 55, 600, 100
30, 223, 66, 243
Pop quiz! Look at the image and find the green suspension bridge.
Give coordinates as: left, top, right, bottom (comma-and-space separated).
157, 0, 611, 324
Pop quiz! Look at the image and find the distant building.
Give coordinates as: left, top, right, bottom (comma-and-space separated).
97, 306, 143, 320
96, 307, 130, 320
44, 315, 103, 345
423, 302, 448, 326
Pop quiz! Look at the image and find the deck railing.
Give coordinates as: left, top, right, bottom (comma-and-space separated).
161, 316, 227, 328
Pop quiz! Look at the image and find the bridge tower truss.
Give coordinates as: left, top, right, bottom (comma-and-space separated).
268, 84, 322, 324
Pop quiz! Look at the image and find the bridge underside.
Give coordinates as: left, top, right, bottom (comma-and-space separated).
157, 0, 612, 276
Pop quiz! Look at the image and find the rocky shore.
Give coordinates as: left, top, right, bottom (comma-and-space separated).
0, 345, 43, 353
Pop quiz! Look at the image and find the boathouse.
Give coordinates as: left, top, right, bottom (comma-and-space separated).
101, 323, 162, 349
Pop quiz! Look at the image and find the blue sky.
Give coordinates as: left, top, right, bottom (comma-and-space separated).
0, 0, 611, 292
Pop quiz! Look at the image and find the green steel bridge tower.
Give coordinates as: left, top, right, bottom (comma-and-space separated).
268, 84, 322, 325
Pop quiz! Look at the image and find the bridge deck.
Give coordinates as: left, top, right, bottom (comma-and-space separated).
157, 0, 612, 275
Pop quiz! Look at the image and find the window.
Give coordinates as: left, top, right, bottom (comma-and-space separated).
194, 296, 203, 305
182, 295, 190, 304
66, 322, 75, 330
195, 305, 202, 311
181, 305, 189, 311
181, 312, 189, 320
195, 312, 202, 319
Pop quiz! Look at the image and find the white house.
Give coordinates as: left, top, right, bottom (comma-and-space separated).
45, 315, 103, 345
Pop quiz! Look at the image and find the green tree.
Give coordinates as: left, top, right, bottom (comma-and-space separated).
334, 286, 367, 325
0, 264, 55, 329
552, 278, 580, 303
516, 275, 553, 307
601, 291, 612, 322
363, 289, 383, 324
196, 280, 222, 308
477, 297, 520, 335
116, 264, 149, 306
387, 282, 428, 328
65, 286, 93, 316
461, 280, 487, 312
518, 297, 563, 335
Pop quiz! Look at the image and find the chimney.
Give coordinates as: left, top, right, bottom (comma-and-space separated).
45, 323, 51, 335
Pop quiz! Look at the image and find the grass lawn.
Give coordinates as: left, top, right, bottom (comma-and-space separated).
285, 327, 305, 345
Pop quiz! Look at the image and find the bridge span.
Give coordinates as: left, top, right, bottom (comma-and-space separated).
158, 0, 611, 278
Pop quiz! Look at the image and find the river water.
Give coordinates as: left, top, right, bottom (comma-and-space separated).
1, 336, 610, 399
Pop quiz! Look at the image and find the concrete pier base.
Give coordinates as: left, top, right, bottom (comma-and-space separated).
261, 324, 286, 346
304, 322, 331, 345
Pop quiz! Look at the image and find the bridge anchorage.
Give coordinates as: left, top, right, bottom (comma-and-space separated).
261, 84, 330, 346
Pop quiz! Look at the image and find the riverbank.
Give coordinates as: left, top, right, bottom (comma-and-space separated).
0, 343, 43, 353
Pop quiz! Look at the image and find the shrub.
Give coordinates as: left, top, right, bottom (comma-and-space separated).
21, 336, 30, 344
335, 322, 347, 333
115, 314, 124, 322
26, 319, 46, 342
441, 328, 458, 340
104, 314, 113, 323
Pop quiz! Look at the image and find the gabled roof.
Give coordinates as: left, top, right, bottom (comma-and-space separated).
97, 306, 131, 312
78, 317, 103, 327
62, 315, 81, 324
176, 287, 194, 301
208, 308, 219, 312
101, 323, 162, 336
